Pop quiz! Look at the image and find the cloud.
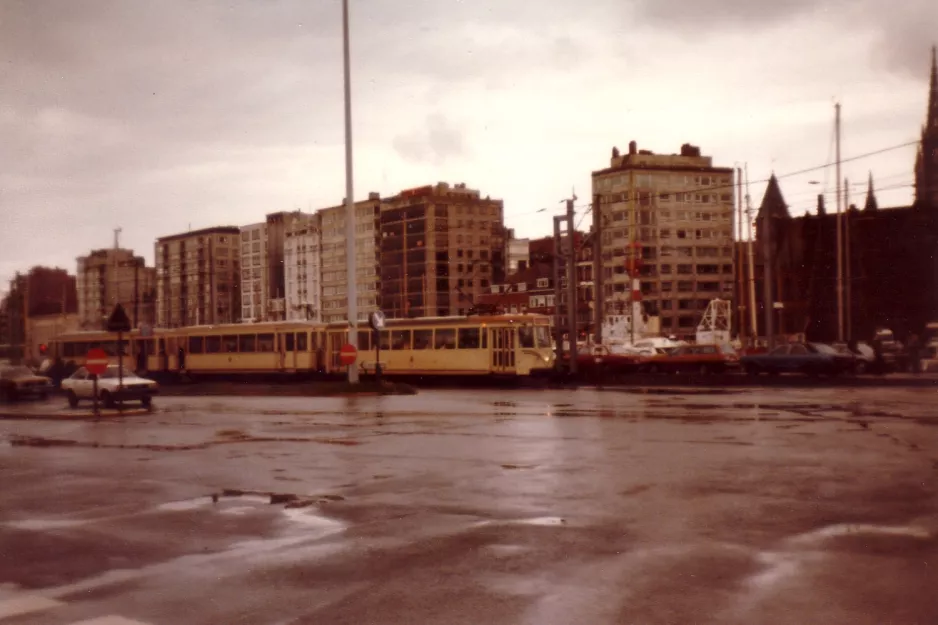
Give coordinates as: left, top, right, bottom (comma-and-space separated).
629, 0, 937, 79
393, 113, 468, 165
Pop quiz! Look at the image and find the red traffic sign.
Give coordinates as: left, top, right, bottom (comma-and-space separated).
339, 343, 358, 366
86, 348, 110, 376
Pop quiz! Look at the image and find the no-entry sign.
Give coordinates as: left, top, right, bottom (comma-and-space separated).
86, 348, 109, 376
339, 343, 358, 366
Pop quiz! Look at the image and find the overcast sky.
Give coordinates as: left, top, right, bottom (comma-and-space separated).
1, 0, 935, 290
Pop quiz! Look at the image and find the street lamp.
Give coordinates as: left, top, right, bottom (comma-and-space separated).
342, 0, 358, 384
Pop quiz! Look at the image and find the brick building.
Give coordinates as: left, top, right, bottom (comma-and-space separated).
379, 183, 506, 318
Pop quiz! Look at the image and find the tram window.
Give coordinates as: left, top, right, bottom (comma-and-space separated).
413, 329, 433, 350
434, 328, 456, 349
535, 326, 551, 348
481, 330, 488, 349
297, 332, 308, 352
378, 330, 391, 350
311, 332, 320, 350
357, 331, 371, 351
519, 326, 535, 348
188, 337, 204, 354
205, 336, 221, 353
223, 335, 238, 353
391, 330, 411, 350
285, 333, 295, 351
257, 334, 275, 352
239, 335, 256, 353
458, 328, 480, 349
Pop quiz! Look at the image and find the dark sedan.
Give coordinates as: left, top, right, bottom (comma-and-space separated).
0, 365, 53, 401
740, 342, 855, 376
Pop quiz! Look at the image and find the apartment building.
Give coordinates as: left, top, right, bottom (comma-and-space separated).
76, 248, 156, 329
379, 182, 506, 318
504, 229, 530, 274
283, 212, 322, 322
318, 193, 381, 323
239, 221, 268, 322
155, 227, 241, 327
592, 141, 735, 338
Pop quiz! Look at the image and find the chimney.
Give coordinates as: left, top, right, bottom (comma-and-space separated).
628, 140, 637, 155
817, 194, 826, 215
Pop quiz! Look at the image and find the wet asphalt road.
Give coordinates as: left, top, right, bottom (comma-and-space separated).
1, 388, 937, 625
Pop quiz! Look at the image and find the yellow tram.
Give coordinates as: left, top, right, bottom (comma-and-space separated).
49, 314, 555, 378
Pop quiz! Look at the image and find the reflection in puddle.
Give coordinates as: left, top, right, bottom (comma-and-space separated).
7, 518, 87, 531
789, 523, 931, 545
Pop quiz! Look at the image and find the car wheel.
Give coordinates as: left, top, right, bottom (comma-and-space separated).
649, 364, 660, 375
745, 364, 759, 376
100, 390, 115, 409
6, 387, 18, 402
67, 390, 79, 408
698, 364, 710, 375
854, 361, 867, 375
141, 395, 152, 409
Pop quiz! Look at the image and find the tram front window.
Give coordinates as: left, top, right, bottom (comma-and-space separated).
534, 326, 551, 348
519, 326, 535, 348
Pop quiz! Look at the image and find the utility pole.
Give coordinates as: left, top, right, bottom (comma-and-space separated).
592, 193, 603, 345
762, 191, 775, 351
835, 102, 844, 343
342, 0, 358, 383
845, 177, 852, 342
736, 167, 746, 342
552, 216, 564, 367
22, 272, 29, 363
745, 166, 758, 343
566, 197, 578, 374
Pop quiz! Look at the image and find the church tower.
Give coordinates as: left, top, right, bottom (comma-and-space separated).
915, 45, 938, 209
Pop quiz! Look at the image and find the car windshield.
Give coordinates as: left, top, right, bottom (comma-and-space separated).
810, 343, 838, 355
1, 366, 34, 379
99, 365, 136, 379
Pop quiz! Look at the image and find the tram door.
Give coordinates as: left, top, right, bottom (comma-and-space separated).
490, 327, 516, 374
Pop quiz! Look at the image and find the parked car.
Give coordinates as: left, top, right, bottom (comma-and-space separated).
60, 365, 159, 408
641, 344, 740, 374
741, 342, 855, 376
0, 365, 53, 401
832, 341, 878, 374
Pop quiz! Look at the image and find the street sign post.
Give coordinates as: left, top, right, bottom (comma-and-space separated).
339, 343, 358, 367
369, 311, 386, 382
86, 348, 108, 417
107, 304, 132, 412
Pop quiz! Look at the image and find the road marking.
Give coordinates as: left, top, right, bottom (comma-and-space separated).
71, 617, 154, 625
0, 594, 62, 620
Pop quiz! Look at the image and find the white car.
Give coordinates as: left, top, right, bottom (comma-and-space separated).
61, 365, 159, 409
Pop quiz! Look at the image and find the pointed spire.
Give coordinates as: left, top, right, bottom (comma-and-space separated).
757, 174, 790, 223
864, 171, 879, 211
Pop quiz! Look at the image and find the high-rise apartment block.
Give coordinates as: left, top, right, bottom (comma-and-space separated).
239, 221, 270, 322
318, 193, 381, 323
379, 183, 506, 317
592, 142, 735, 337
76, 248, 156, 329
283, 212, 322, 322
239, 211, 292, 322
155, 227, 241, 327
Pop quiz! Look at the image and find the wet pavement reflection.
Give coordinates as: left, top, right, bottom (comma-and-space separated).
0, 387, 936, 624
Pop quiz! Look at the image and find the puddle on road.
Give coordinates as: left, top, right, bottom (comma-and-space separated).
789, 523, 932, 545
7, 518, 88, 531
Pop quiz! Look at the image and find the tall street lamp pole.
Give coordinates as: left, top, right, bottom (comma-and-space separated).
342, 0, 359, 384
